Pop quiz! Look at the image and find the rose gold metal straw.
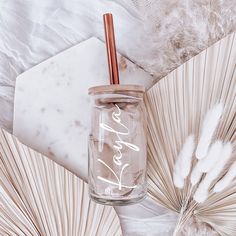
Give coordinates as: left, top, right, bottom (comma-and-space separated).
103, 13, 120, 85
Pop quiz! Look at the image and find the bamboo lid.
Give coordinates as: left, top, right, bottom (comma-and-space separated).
88, 84, 146, 95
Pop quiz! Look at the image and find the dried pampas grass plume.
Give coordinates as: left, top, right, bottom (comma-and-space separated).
130, 0, 236, 79
145, 32, 236, 235
0, 130, 121, 236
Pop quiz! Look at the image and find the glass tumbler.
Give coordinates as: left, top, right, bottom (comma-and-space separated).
88, 84, 147, 205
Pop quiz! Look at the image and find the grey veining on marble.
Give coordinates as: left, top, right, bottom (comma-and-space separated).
13, 37, 154, 180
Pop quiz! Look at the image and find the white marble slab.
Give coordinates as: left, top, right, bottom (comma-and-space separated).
13, 37, 154, 181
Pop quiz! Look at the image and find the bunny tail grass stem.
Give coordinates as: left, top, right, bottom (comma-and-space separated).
173, 186, 194, 236
173, 208, 184, 236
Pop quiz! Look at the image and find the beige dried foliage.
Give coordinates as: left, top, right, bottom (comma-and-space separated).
145, 32, 236, 235
0, 130, 121, 236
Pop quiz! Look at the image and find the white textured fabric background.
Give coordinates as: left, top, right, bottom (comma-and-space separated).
0, 0, 235, 132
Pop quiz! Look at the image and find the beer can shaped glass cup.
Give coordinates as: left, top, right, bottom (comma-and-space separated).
88, 84, 147, 206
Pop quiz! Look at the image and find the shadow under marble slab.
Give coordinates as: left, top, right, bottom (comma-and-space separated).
13, 37, 154, 181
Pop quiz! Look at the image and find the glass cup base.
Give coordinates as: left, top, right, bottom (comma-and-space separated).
89, 192, 147, 206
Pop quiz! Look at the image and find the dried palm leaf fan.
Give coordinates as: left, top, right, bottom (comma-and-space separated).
145, 32, 236, 235
0, 130, 121, 236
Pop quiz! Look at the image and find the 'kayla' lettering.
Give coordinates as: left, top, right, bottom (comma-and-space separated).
98, 104, 139, 190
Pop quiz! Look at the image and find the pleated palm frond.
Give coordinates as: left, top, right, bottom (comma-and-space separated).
0, 129, 121, 236
145, 32, 236, 235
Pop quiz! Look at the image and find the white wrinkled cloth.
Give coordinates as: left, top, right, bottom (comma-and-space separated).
0, 1, 235, 235
115, 196, 177, 235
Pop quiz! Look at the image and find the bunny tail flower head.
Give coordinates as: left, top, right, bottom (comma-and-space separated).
196, 141, 223, 173
173, 172, 185, 189
193, 142, 233, 203
190, 141, 223, 186
190, 165, 202, 186
213, 160, 236, 193
195, 103, 224, 160
173, 135, 195, 189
